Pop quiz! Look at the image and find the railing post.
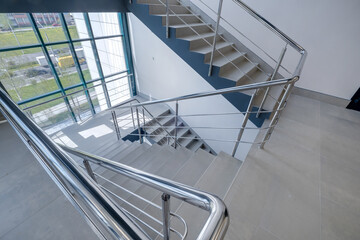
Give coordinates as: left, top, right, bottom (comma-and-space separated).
130, 105, 136, 129
174, 101, 179, 149
142, 108, 146, 125
83, 159, 97, 183
111, 110, 121, 141
256, 44, 287, 118
161, 193, 171, 240
232, 91, 257, 157
208, 0, 224, 76
260, 81, 295, 149
166, 0, 170, 38
136, 107, 143, 144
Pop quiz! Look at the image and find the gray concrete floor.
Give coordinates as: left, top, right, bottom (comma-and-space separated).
224, 94, 360, 240
0, 122, 99, 240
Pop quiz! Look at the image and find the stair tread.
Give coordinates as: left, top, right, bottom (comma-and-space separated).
169, 23, 209, 28
236, 70, 270, 90
155, 13, 198, 17
220, 59, 259, 82
178, 32, 215, 41
191, 41, 233, 54
196, 151, 242, 198
206, 50, 245, 67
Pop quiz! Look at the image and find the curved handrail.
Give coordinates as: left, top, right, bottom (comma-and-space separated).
0, 88, 149, 240
61, 145, 230, 240
115, 77, 297, 109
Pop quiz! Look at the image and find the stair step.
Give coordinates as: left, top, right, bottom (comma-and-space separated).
178, 132, 195, 147
187, 139, 203, 152
205, 49, 245, 67
191, 40, 233, 55
219, 59, 259, 83
137, 0, 180, 5
172, 151, 242, 239
172, 22, 213, 39
178, 32, 215, 41
122, 146, 194, 237
161, 14, 201, 26
149, 4, 190, 15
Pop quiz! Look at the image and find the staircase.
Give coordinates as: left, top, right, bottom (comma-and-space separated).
68, 137, 241, 239
143, 108, 215, 154
127, 0, 287, 127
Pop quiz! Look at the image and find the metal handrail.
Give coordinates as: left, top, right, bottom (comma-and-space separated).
116, 77, 296, 108
109, 97, 181, 147
231, 0, 308, 76
61, 144, 229, 240
0, 88, 149, 240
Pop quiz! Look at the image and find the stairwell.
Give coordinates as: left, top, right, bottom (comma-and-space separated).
127, 0, 286, 127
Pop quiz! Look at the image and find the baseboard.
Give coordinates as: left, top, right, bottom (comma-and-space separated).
293, 87, 350, 107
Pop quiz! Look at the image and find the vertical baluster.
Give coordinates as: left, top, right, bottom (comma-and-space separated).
83, 159, 97, 183
174, 101, 179, 149
256, 44, 287, 118
136, 107, 143, 144
111, 110, 121, 140
161, 193, 171, 240
130, 105, 136, 129
260, 81, 296, 149
208, 0, 224, 76
166, 0, 170, 38
232, 91, 257, 157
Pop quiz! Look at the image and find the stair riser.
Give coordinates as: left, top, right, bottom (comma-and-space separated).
175, 25, 213, 38
149, 5, 190, 15
161, 15, 201, 26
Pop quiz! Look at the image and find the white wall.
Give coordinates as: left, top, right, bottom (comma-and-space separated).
189, 0, 360, 100
128, 13, 259, 160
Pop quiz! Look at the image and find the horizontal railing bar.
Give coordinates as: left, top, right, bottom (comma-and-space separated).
93, 170, 162, 210
18, 70, 130, 106
117, 78, 296, 109
22, 74, 132, 110
61, 145, 229, 240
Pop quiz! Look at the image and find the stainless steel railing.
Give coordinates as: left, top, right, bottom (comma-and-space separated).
0, 88, 149, 240
61, 144, 229, 240
114, 77, 297, 156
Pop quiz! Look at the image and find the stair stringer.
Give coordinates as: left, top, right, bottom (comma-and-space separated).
127, 1, 267, 128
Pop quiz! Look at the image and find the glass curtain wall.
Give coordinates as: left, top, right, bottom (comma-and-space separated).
0, 13, 133, 134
